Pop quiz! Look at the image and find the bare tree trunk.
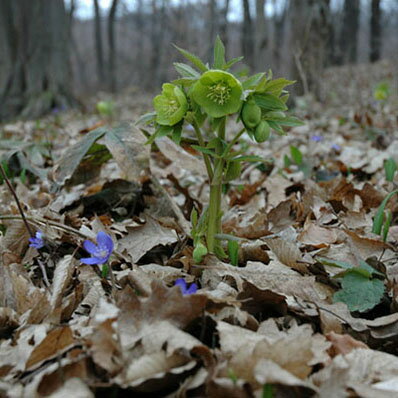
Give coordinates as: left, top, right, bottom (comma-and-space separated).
107, 0, 119, 92
242, 0, 254, 69
208, 0, 218, 61
0, 0, 77, 121
288, 0, 331, 99
370, 0, 382, 62
93, 0, 105, 86
149, 0, 166, 90
219, 0, 230, 53
272, 0, 288, 71
336, 0, 360, 65
255, 0, 267, 70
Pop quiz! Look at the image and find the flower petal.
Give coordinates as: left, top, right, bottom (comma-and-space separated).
81, 257, 101, 265
83, 240, 98, 255
96, 232, 114, 253
186, 283, 198, 295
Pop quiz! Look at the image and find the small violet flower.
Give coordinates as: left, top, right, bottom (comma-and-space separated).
175, 278, 198, 295
311, 135, 323, 142
331, 143, 341, 151
29, 231, 44, 249
81, 231, 114, 265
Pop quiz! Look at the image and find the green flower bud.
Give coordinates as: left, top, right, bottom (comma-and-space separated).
191, 70, 243, 118
254, 121, 271, 143
241, 101, 262, 129
193, 242, 208, 263
153, 83, 188, 126
225, 161, 242, 182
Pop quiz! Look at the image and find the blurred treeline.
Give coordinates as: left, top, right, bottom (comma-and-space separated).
72, 0, 397, 96
0, 0, 397, 120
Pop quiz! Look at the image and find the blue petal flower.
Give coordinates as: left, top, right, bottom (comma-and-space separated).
81, 232, 113, 265
311, 135, 323, 142
29, 231, 44, 249
175, 278, 198, 295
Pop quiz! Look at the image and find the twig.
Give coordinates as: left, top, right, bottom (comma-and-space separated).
0, 163, 34, 237
0, 164, 52, 288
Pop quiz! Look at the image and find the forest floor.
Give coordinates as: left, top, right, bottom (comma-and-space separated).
0, 60, 398, 397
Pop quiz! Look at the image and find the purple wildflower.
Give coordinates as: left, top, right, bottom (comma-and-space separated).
331, 143, 341, 151
175, 278, 197, 295
311, 135, 323, 142
81, 231, 114, 265
29, 231, 44, 249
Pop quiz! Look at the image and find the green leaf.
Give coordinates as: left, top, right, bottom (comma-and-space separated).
242, 73, 265, 90
267, 121, 285, 135
262, 384, 274, 398
228, 240, 239, 266
372, 190, 398, 234
231, 155, 265, 162
333, 272, 385, 312
260, 78, 296, 96
290, 146, 302, 165
213, 36, 226, 69
191, 145, 220, 158
382, 209, 392, 242
174, 62, 200, 78
145, 125, 173, 145
171, 123, 183, 145
275, 116, 305, 127
223, 56, 244, 70
253, 93, 288, 111
171, 77, 197, 86
135, 112, 156, 125
384, 157, 397, 182
173, 44, 208, 72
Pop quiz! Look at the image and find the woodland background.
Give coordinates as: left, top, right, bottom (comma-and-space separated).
0, 0, 397, 120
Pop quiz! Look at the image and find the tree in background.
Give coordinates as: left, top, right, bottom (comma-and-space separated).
255, 0, 267, 71
242, 0, 255, 69
288, 0, 332, 99
336, 0, 360, 65
370, 0, 382, 63
0, 0, 77, 121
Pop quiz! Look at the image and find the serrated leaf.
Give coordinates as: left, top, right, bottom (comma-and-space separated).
333, 272, 385, 312
191, 145, 220, 158
223, 56, 244, 70
173, 62, 200, 78
213, 36, 226, 69
173, 44, 208, 72
171, 77, 197, 86
242, 73, 265, 90
267, 121, 285, 135
253, 93, 288, 111
145, 125, 173, 145
135, 112, 156, 125
276, 116, 305, 127
171, 123, 183, 145
260, 78, 296, 96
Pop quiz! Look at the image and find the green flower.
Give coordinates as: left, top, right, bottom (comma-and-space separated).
153, 83, 188, 126
191, 70, 243, 118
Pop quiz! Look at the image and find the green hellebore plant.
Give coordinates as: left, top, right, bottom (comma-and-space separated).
191, 70, 243, 118
153, 83, 188, 126
138, 36, 304, 264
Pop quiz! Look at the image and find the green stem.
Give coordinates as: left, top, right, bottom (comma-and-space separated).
224, 127, 246, 155
192, 118, 214, 180
206, 117, 226, 254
